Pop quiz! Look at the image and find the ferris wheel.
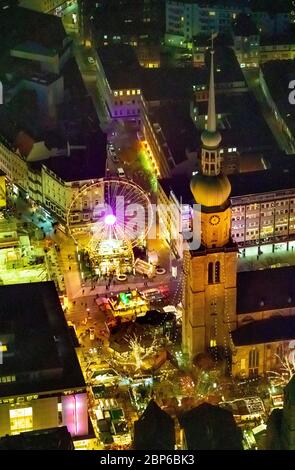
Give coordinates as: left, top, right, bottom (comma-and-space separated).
67, 177, 153, 256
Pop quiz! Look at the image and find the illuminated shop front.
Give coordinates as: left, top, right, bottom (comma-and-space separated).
108, 290, 149, 318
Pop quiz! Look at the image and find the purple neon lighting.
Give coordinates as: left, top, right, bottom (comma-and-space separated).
104, 213, 116, 226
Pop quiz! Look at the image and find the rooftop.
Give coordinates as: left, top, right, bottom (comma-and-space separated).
41, 130, 107, 182
12, 40, 58, 58
232, 13, 259, 36
193, 33, 233, 48
0, 281, 85, 398
168, 0, 248, 6
249, 0, 292, 14
195, 92, 278, 153
0, 426, 74, 450
237, 265, 295, 315
159, 177, 194, 205
0, 6, 68, 55
232, 316, 295, 346
260, 33, 295, 46
229, 164, 295, 199
149, 101, 198, 165
97, 44, 244, 102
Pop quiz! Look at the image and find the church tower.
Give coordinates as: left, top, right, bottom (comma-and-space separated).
182, 46, 238, 362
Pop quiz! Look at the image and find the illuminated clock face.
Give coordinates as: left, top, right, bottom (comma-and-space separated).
209, 215, 221, 226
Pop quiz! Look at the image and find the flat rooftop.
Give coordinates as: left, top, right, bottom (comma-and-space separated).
0, 6, 68, 55
0, 281, 85, 398
229, 164, 295, 199
0, 426, 74, 450
41, 130, 107, 182
249, 0, 292, 13
159, 177, 194, 205
149, 92, 277, 170
196, 92, 278, 153
260, 33, 295, 46
149, 101, 198, 165
97, 44, 245, 102
232, 13, 259, 36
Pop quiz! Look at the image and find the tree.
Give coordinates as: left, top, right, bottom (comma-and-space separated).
267, 354, 295, 387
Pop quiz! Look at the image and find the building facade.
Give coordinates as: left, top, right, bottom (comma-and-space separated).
0, 135, 107, 223
231, 186, 295, 252
0, 282, 90, 441
165, 1, 245, 48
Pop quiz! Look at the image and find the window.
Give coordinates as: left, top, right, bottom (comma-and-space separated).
210, 339, 217, 347
249, 349, 259, 376
208, 262, 221, 284
10, 407, 33, 434
215, 261, 220, 283
208, 262, 213, 284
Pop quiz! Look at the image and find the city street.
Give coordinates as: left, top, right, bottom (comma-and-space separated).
243, 68, 295, 154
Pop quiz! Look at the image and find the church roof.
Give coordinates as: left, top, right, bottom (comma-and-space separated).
232, 316, 295, 346
190, 173, 231, 208
237, 266, 295, 314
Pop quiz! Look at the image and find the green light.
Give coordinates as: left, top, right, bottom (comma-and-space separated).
137, 149, 158, 193
120, 292, 130, 305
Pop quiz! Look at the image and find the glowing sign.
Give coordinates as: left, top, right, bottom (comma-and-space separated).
61, 393, 88, 437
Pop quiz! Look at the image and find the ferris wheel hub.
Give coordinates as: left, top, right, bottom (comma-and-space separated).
104, 213, 116, 226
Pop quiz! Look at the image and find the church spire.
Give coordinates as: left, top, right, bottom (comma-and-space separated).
207, 47, 216, 133
200, 36, 221, 154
